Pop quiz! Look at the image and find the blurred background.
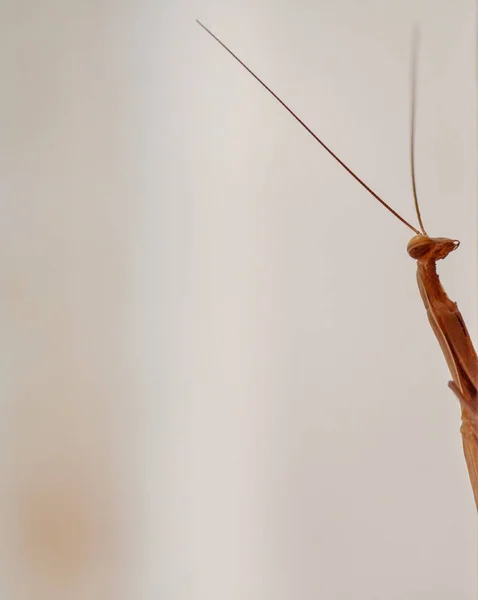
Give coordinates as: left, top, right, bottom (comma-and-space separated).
0, 0, 476, 598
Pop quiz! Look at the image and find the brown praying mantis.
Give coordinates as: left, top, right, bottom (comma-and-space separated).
196, 20, 478, 509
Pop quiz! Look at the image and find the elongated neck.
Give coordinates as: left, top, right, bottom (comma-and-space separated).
417, 258, 450, 304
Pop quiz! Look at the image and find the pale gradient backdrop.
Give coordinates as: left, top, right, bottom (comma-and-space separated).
0, 0, 477, 599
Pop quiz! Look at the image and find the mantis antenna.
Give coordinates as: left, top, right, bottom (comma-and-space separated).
196, 19, 421, 236
410, 25, 428, 236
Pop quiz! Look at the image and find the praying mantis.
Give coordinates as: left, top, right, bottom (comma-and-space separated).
196, 20, 478, 509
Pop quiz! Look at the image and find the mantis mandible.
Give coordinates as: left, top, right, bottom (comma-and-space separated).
196, 20, 478, 509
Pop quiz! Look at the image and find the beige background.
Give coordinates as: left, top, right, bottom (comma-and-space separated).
1, 0, 477, 598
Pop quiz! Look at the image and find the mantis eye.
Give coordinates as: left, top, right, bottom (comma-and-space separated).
407, 235, 431, 259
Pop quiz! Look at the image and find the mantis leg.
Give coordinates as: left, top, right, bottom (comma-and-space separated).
449, 381, 478, 509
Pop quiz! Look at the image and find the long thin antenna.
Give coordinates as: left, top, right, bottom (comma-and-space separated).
410, 25, 427, 235
197, 19, 421, 236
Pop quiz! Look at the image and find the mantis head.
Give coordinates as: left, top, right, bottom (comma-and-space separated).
407, 235, 460, 261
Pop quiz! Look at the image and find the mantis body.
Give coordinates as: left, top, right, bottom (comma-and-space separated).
196, 20, 478, 509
